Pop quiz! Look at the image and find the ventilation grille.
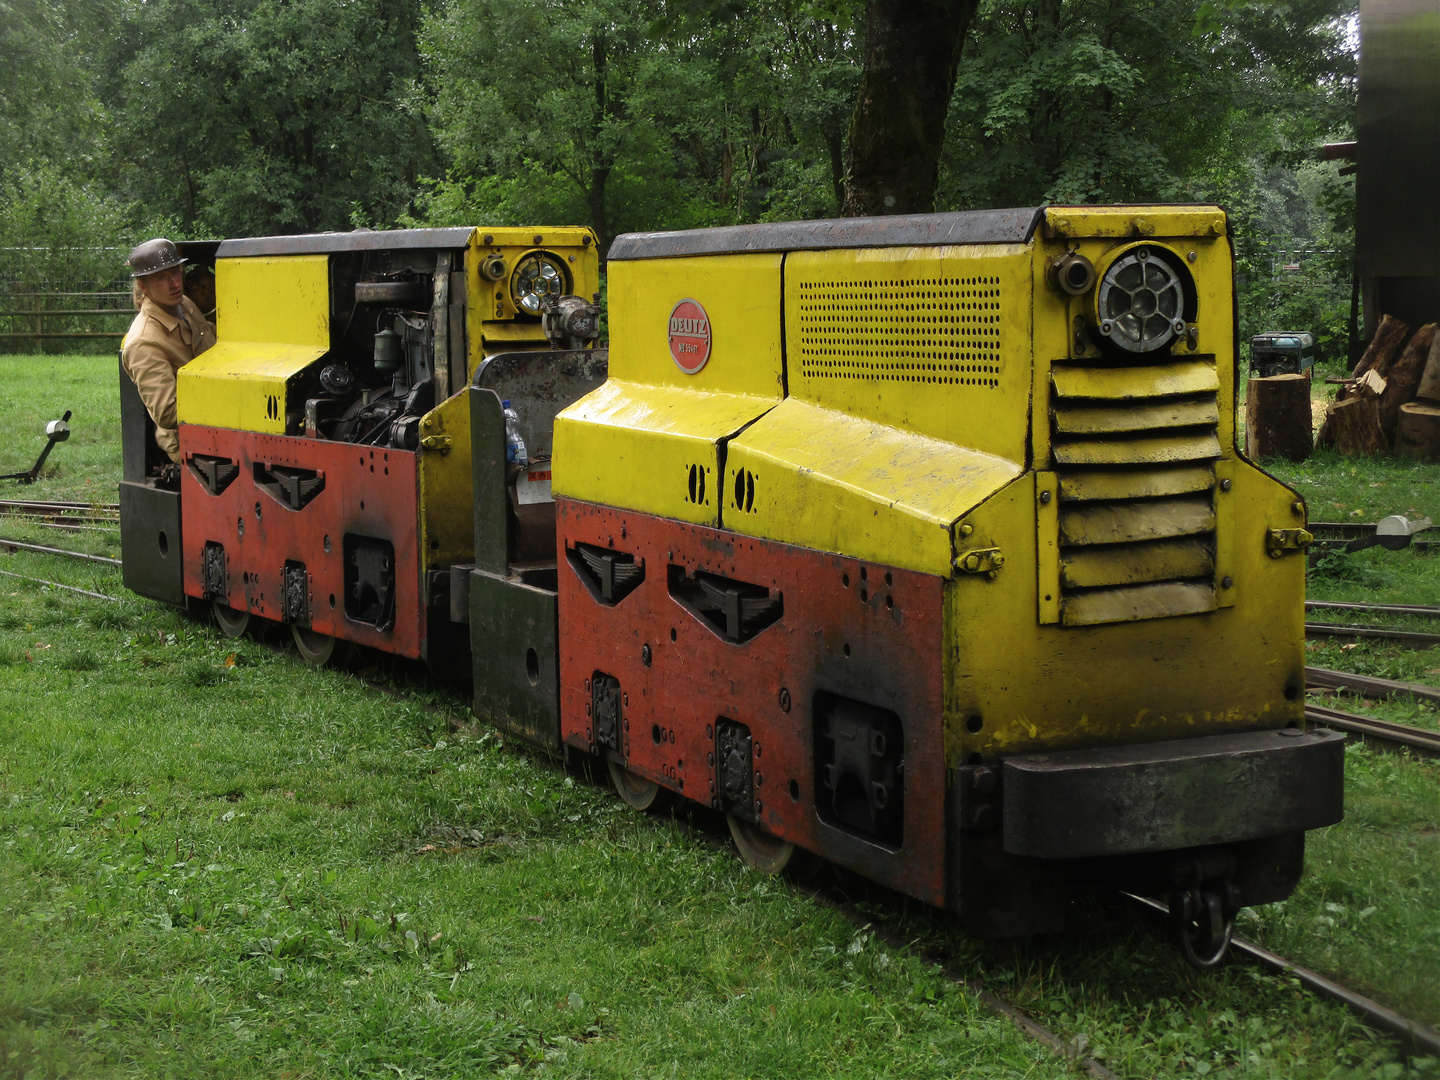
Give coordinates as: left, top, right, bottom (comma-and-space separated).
795, 277, 1003, 388
1048, 356, 1221, 627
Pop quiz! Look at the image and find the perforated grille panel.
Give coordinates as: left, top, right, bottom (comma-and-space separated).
794, 277, 1003, 387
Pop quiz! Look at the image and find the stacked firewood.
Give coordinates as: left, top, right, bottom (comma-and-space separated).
1317, 317, 1440, 459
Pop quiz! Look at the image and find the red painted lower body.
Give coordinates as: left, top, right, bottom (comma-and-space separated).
556, 498, 948, 908
179, 424, 424, 659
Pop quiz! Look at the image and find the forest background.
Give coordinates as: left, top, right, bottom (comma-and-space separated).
1, 0, 1359, 352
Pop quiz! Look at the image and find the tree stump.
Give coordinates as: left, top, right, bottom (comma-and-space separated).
1245, 375, 1313, 460
1349, 313, 1410, 382
1379, 323, 1439, 440
1395, 401, 1440, 460
1416, 333, 1440, 402
1324, 396, 1387, 455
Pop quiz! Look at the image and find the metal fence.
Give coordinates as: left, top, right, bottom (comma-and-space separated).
0, 248, 134, 353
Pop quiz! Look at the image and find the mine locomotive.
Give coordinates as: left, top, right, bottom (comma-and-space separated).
121, 207, 1345, 966
120, 227, 603, 671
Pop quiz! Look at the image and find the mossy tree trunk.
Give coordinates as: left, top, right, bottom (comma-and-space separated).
841, 0, 979, 217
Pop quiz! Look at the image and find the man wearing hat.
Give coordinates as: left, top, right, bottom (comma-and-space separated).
121, 239, 217, 464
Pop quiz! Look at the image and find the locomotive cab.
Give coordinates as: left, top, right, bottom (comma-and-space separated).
551, 207, 1344, 962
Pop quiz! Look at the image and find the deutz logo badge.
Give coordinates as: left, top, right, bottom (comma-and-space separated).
668, 298, 711, 374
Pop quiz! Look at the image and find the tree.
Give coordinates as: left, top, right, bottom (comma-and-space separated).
103, 0, 436, 236
842, 0, 980, 216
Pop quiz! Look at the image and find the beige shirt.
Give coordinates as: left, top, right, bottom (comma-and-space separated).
121, 295, 216, 462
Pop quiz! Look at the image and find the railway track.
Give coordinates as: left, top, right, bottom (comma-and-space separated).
1125, 895, 1440, 1058
1305, 623, 1440, 648
1307, 599, 1440, 619
1305, 703, 1440, 758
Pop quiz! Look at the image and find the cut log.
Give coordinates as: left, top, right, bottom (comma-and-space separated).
1395, 401, 1440, 460
1378, 323, 1438, 441
1349, 313, 1410, 382
1325, 396, 1387, 455
1416, 332, 1440, 403
1356, 369, 1387, 399
1245, 374, 1313, 460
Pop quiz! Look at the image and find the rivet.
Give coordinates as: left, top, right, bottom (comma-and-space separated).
1222, 576, 1234, 589
959, 524, 974, 537
1292, 501, 1305, 516
641, 644, 652, 667
778, 687, 791, 712
1269, 550, 1282, 559
1220, 479, 1232, 492
1040, 490, 1052, 505
1187, 250, 1198, 263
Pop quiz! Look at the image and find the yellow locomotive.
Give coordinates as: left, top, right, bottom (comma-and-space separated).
120, 226, 602, 672
538, 206, 1343, 963
118, 207, 1344, 966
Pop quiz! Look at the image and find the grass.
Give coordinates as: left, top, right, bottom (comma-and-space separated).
0, 353, 1437, 1077
0, 354, 122, 507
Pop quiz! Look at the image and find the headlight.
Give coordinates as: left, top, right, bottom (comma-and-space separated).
510, 253, 567, 315
1095, 246, 1186, 353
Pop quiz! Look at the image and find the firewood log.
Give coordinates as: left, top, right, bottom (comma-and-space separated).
1349, 314, 1410, 382
1416, 333, 1440, 403
1395, 401, 1440, 461
1379, 323, 1438, 441
1245, 375, 1313, 461
1324, 396, 1387, 455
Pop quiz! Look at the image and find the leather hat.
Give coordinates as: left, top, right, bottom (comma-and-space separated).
127, 238, 187, 278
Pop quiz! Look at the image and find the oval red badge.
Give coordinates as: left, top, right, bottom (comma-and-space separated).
668, 298, 711, 374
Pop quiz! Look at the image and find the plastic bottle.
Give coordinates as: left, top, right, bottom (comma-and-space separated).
502, 400, 528, 467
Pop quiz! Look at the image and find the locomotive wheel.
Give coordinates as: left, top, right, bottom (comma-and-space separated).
212, 601, 251, 639
606, 760, 671, 812
291, 625, 351, 668
727, 814, 796, 876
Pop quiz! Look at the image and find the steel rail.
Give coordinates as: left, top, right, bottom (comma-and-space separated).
1125, 895, 1440, 1057
0, 568, 118, 601
0, 499, 119, 514
1305, 623, 1440, 648
1307, 666, 1440, 707
1307, 600, 1440, 618
1305, 703, 1440, 758
0, 536, 121, 566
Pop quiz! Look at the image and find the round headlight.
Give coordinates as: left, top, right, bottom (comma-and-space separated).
510, 253, 567, 315
1095, 247, 1187, 352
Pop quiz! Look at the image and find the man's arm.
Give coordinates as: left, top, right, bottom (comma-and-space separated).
123, 340, 180, 432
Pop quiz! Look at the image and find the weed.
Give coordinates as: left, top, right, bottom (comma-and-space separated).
61, 648, 101, 671
182, 658, 229, 688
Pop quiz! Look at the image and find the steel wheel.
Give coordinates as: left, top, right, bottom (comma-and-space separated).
212, 600, 250, 639
291, 624, 350, 668
607, 759, 670, 812
726, 814, 795, 876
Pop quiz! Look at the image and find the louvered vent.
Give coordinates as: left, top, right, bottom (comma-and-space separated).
1048, 356, 1221, 626
795, 277, 1003, 388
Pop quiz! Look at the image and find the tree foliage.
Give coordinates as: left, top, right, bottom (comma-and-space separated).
101, 0, 436, 237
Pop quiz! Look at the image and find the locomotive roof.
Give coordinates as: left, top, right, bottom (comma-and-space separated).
607, 208, 1045, 261
216, 227, 479, 258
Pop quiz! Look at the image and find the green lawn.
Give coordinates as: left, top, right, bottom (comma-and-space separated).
0, 356, 1437, 1078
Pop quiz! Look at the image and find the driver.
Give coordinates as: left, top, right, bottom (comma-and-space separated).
120, 238, 216, 464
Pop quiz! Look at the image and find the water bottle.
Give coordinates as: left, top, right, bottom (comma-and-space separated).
502, 399, 528, 467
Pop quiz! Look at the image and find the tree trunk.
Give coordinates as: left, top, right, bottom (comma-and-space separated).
1378, 323, 1438, 441
1349, 313, 1410, 381
841, 0, 979, 217
1325, 397, 1388, 456
1395, 401, 1440, 460
1245, 375, 1313, 461
1415, 331, 1440, 402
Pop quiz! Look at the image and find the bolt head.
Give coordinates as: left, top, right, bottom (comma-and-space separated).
972, 766, 998, 795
